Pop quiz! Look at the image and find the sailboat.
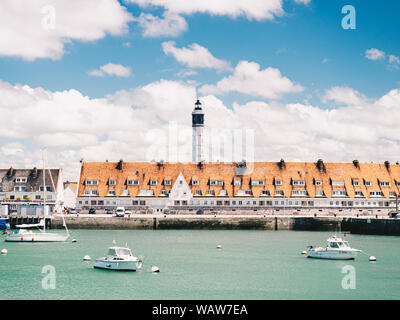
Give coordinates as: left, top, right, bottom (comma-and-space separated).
5, 152, 70, 242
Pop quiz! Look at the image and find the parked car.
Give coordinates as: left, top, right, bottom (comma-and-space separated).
115, 207, 125, 217
70, 208, 77, 214
125, 210, 132, 215
106, 209, 113, 215
89, 208, 96, 214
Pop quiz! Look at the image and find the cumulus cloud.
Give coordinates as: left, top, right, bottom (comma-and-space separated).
88, 63, 132, 77
1, 78, 400, 180
199, 61, 304, 99
127, 0, 284, 21
134, 11, 187, 37
0, 0, 133, 61
294, 0, 311, 4
365, 48, 385, 61
162, 41, 231, 71
322, 86, 368, 106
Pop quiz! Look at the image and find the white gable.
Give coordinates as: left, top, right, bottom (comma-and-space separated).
169, 172, 193, 201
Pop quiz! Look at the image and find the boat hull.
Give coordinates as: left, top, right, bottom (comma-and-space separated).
93, 259, 137, 271
306, 248, 358, 260
5, 232, 69, 242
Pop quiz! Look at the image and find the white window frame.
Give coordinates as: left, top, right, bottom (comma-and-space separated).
127, 180, 139, 185
292, 180, 305, 186
275, 180, 282, 186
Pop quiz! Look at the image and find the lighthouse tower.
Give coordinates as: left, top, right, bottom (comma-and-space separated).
192, 99, 204, 162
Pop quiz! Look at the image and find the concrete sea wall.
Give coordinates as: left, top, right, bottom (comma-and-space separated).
50, 215, 400, 236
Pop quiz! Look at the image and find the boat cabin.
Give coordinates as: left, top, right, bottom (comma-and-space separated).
326, 237, 350, 249
107, 247, 133, 257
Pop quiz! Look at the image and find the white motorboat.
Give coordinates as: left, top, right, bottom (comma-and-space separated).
93, 246, 143, 271
306, 235, 361, 260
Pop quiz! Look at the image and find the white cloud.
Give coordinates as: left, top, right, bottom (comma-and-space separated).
365, 48, 385, 61
127, 0, 284, 21
162, 41, 231, 71
199, 61, 304, 99
1, 79, 400, 180
135, 11, 187, 37
0, 0, 133, 60
294, 0, 311, 4
388, 54, 400, 69
176, 70, 198, 78
322, 86, 367, 106
88, 63, 132, 77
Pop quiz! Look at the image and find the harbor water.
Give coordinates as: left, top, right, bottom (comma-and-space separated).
0, 230, 399, 300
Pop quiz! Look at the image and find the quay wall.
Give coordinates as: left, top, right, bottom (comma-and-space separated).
49, 215, 400, 236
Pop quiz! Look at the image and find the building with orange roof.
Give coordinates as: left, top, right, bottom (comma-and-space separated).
76, 159, 400, 215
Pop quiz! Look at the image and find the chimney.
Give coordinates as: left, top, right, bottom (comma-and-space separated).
237, 160, 247, 168
157, 160, 164, 168
198, 160, 205, 170
116, 159, 123, 171
353, 160, 360, 169
316, 159, 326, 173
278, 159, 286, 170
7, 167, 14, 178
32, 167, 38, 179
384, 161, 390, 171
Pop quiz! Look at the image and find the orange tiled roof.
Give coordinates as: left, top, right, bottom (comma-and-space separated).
77, 161, 400, 199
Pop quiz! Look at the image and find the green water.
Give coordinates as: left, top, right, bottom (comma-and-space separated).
0, 230, 399, 300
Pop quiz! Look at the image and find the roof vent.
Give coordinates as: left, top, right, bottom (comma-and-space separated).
316, 159, 326, 173
278, 159, 286, 170
353, 160, 360, 169
384, 161, 390, 171
116, 159, 123, 171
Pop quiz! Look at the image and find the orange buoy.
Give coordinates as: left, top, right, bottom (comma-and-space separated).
32, 238, 34, 241
21, 237, 24, 241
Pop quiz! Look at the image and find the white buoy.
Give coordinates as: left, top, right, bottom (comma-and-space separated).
301, 250, 307, 255
151, 266, 160, 273
83, 255, 91, 261
1, 249, 8, 255
216, 245, 222, 249
369, 256, 377, 262
71, 239, 77, 243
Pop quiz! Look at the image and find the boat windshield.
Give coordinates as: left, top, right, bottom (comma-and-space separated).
328, 241, 339, 248
107, 248, 132, 256
340, 241, 350, 248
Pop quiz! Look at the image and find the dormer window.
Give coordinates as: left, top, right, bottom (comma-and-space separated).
292, 190, 307, 196
262, 190, 271, 196
107, 189, 116, 196
353, 180, 359, 186
332, 190, 346, 196
108, 180, 116, 186
192, 180, 199, 185
164, 180, 172, 186
15, 177, 27, 183
331, 180, 344, 186
210, 180, 223, 186
275, 190, 284, 196
85, 180, 98, 185
364, 180, 371, 186
40, 185, 52, 192
161, 189, 168, 196
251, 180, 264, 186
389, 191, 396, 197
275, 180, 282, 186
379, 181, 390, 187
370, 190, 382, 197
219, 189, 227, 196
195, 190, 202, 196
233, 180, 241, 186
292, 180, 305, 186
14, 186, 27, 191
316, 190, 324, 196
127, 180, 139, 185
315, 180, 322, 186
355, 191, 363, 197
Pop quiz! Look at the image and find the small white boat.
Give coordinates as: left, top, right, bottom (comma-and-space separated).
93, 246, 142, 271
5, 219, 69, 242
306, 235, 361, 260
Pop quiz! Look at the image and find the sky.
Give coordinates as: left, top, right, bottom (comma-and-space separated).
0, 0, 399, 180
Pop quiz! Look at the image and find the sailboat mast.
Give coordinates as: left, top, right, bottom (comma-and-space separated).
42, 150, 46, 232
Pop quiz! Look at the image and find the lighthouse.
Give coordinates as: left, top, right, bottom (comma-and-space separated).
192, 99, 204, 162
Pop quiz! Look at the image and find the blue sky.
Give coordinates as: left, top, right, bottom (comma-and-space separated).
0, 0, 399, 179
1, 0, 399, 103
